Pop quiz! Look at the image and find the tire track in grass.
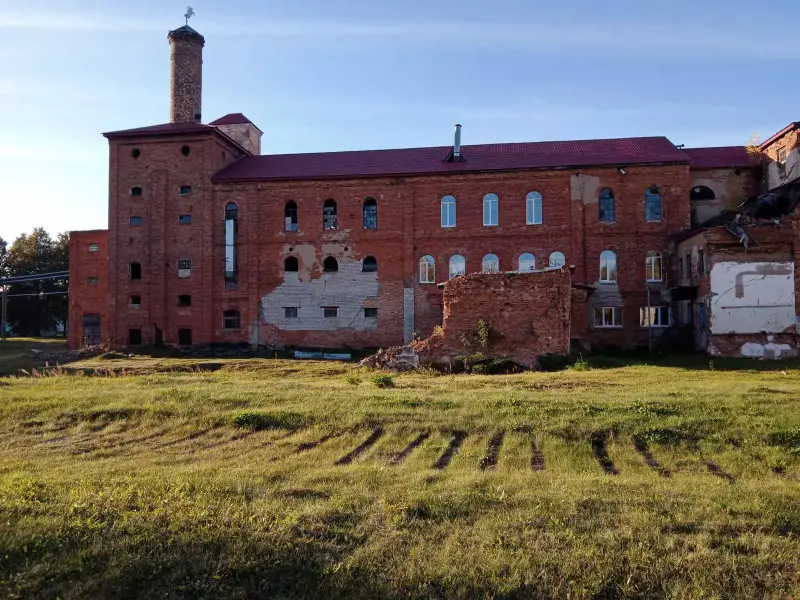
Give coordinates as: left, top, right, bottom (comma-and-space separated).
295, 432, 339, 454
531, 437, 546, 471
479, 430, 505, 470
390, 430, 430, 466
433, 431, 468, 470
633, 435, 671, 478
148, 427, 216, 450
688, 442, 735, 484
335, 428, 384, 465
590, 431, 619, 475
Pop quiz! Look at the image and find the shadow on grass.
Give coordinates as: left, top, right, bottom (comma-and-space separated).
584, 351, 800, 372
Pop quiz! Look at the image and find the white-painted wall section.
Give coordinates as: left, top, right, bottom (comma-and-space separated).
709, 261, 795, 334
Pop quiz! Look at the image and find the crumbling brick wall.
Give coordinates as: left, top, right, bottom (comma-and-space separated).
434, 268, 571, 368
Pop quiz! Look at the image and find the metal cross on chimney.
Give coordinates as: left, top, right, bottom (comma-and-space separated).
185, 6, 195, 25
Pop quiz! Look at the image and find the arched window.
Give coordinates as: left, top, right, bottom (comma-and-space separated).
323, 199, 337, 230
419, 255, 435, 283
645, 251, 662, 282
526, 192, 542, 225
549, 252, 566, 268
225, 202, 238, 220
284, 256, 299, 272
482, 253, 500, 273
285, 201, 298, 232
518, 253, 536, 272
690, 186, 715, 201
362, 256, 378, 273
599, 189, 615, 222
449, 255, 466, 279
363, 198, 377, 230
483, 193, 499, 226
600, 250, 618, 282
323, 256, 338, 272
441, 195, 456, 228
645, 187, 662, 222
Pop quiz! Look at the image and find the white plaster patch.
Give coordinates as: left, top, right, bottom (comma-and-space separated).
740, 342, 796, 359
261, 259, 379, 331
710, 261, 795, 334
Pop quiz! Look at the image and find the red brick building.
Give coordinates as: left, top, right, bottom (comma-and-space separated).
68, 22, 764, 354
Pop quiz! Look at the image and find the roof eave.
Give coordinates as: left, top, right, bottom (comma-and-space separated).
759, 122, 800, 150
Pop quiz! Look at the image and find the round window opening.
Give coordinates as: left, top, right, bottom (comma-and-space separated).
181, 145, 191, 157
132, 148, 141, 159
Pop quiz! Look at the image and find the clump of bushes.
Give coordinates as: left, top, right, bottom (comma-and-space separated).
343, 373, 361, 386
766, 429, 800, 453
230, 411, 308, 431
371, 374, 396, 388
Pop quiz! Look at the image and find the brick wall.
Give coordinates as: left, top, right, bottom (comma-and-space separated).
68, 230, 109, 349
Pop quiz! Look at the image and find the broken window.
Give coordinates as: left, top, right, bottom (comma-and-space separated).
285, 201, 298, 232
599, 250, 618, 282
323, 306, 338, 319
130, 295, 141, 307
449, 254, 466, 279
526, 191, 542, 225
419, 255, 435, 283
362, 256, 378, 273
130, 187, 143, 197
178, 328, 192, 345
129, 262, 142, 280
645, 186, 662, 222
178, 294, 192, 307
284, 256, 299, 272
364, 307, 378, 319
323, 199, 338, 230
518, 253, 535, 272
645, 251, 662, 282
686, 253, 692, 278
482, 253, 500, 273
640, 306, 670, 328
698, 250, 705, 276
222, 310, 240, 330
323, 256, 338, 272
363, 198, 378, 229
179, 186, 192, 195
441, 195, 456, 228
179, 214, 192, 224
594, 307, 622, 328
128, 329, 142, 345
599, 188, 615, 222
178, 260, 191, 278
284, 307, 298, 319
483, 193, 499, 227
690, 186, 715, 201
549, 251, 566, 268
129, 216, 143, 226
88, 243, 99, 252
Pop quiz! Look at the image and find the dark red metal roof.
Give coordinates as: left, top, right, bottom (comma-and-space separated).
212, 136, 688, 182
682, 146, 753, 169
209, 113, 256, 126
103, 122, 213, 138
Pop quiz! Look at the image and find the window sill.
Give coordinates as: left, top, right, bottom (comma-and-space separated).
441, 225, 456, 229
646, 279, 663, 284
641, 325, 670, 329
419, 281, 436, 285
598, 280, 618, 284
595, 325, 623, 329
526, 222, 542, 226
483, 224, 499, 228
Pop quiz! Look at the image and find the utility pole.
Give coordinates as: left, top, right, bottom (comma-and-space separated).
1, 285, 7, 342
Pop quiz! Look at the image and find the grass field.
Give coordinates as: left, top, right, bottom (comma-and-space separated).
0, 342, 799, 599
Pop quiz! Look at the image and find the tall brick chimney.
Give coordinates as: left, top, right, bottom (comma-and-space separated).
167, 25, 205, 123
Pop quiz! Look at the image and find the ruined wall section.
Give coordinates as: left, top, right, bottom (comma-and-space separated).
68, 230, 109, 349
690, 167, 758, 226
763, 128, 800, 192
214, 123, 261, 155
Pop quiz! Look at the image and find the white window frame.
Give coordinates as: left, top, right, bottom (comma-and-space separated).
599, 250, 618, 283
178, 259, 192, 279
441, 195, 456, 228
482, 253, 500, 273
777, 147, 787, 164
645, 251, 663, 282
483, 193, 499, 227
526, 192, 542, 225
419, 255, 435, 284
549, 251, 566, 268
595, 306, 623, 328
640, 306, 670, 328
518, 253, 536, 272
449, 254, 466, 279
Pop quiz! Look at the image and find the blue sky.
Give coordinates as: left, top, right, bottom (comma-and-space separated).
1, 0, 798, 241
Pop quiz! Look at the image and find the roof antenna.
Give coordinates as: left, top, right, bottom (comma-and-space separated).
185, 6, 195, 26
453, 124, 462, 161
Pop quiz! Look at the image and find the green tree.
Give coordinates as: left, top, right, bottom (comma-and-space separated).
4, 228, 69, 336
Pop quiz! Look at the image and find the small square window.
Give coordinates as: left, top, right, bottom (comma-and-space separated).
88, 243, 99, 252
88, 277, 98, 286
130, 295, 141, 307
179, 186, 193, 195
284, 307, 298, 319
323, 307, 338, 319
364, 308, 378, 319
128, 329, 142, 345
178, 294, 192, 307
129, 216, 143, 226
223, 310, 241, 330
130, 187, 143, 197
178, 260, 191, 279
178, 214, 192, 224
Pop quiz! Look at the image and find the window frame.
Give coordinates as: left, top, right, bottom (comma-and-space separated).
526, 192, 543, 225
645, 186, 662, 223
777, 147, 788, 164
362, 198, 378, 230
594, 306, 623, 328
483, 193, 499, 227
177, 260, 192, 279
284, 201, 298, 232
129, 216, 143, 226
362, 256, 378, 273
178, 214, 192, 225
481, 253, 500, 273
222, 310, 241, 331
599, 250, 618, 283
549, 251, 566, 268
441, 195, 456, 228
364, 307, 378, 319
323, 306, 339, 319
284, 307, 299, 319
640, 305, 670, 328
323, 256, 338, 273
518, 252, 536, 272
645, 250, 663, 283
323, 199, 338, 230
88, 243, 99, 252
599, 188, 615, 223
419, 255, 435, 284
179, 186, 193, 196
129, 295, 141, 307
449, 254, 466, 279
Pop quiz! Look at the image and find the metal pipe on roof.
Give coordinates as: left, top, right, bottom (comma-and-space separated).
454, 124, 462, 159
